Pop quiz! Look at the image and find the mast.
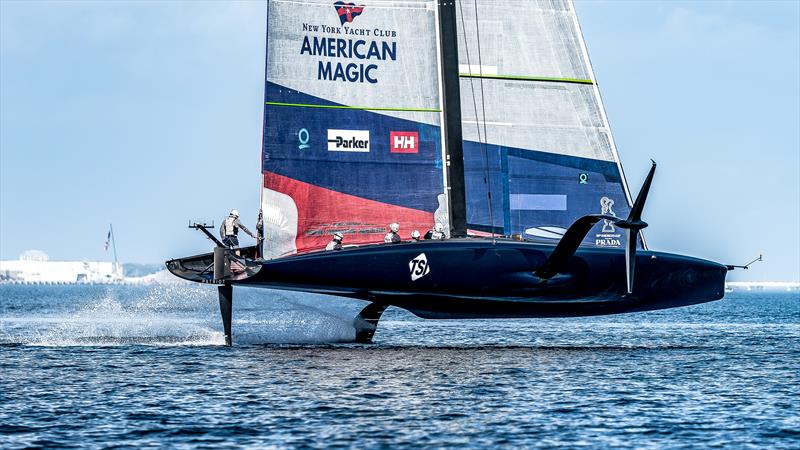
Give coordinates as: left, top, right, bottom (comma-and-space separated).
437, 0, 467, 237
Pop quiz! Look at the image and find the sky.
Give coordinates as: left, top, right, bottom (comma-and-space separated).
1, 0, 798, 281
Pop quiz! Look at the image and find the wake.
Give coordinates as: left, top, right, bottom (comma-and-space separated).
0, 285, 359, 346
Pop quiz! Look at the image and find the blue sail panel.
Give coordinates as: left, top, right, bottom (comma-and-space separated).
464, 143, 632, 247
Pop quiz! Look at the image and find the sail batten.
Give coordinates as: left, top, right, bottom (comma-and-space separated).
459, 73, 594, 85
265, 101, 442, 113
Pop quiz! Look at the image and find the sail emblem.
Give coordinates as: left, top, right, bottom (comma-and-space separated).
600, 197, 616, 232
409, 253, 430, 281
333, 1, 364, 25
596, 197, 622, 247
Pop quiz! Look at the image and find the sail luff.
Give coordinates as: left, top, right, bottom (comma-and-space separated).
258, 0, 271, 258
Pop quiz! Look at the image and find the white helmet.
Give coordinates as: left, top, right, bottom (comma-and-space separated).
434, 223, 444, 232
230, 209, 240, 217
333, 232, 343, 241
389, 222, 400, 233
411, 230, 421, 239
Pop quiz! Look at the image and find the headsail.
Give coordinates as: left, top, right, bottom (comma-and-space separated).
260, 0, 448, 257
454, 0, 641, 248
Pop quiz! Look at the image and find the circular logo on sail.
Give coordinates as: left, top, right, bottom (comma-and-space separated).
298, 128, 310, 150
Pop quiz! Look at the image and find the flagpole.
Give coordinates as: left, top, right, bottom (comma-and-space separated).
109, 224, 119, 264
109, 224, 120, 278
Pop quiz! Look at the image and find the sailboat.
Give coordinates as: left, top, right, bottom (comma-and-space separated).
167, 0, 731, 345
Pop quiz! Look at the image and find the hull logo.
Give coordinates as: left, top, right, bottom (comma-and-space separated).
327, 129, 369, 152
390, 131, 418, 153
409, 253, 430, 281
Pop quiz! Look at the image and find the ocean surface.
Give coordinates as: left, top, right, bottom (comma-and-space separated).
1, 285, 798, 449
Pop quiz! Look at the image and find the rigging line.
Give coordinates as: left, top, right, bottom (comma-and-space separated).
457, 0, 495, 240
472, 0, 495, 242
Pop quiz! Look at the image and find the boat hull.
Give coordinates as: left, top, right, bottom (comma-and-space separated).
167, 239, 727, 318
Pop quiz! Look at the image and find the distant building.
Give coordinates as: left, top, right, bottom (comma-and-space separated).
0, 250, 123, 284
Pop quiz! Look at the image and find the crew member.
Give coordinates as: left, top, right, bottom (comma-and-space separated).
326, 232, 344, 251
384, 223, 401, 244
424, 223, 446, 240
220, 209, 256, 254
410, 230, 421, 242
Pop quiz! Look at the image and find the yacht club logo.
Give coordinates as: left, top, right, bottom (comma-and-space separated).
334, 1, 364, 25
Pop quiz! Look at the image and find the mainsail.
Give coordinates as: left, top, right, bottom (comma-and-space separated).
260, 0, 449, 257
259, 0, 639, 258
455, 0, 639, 248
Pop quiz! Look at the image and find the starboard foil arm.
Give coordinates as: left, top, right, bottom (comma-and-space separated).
536, 161, 657, 294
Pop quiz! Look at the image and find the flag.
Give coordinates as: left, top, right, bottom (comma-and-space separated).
104, 229, 111, 251
333, 1, 364, 25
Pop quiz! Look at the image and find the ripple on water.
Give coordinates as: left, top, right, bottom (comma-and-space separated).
0, 286, 798, 448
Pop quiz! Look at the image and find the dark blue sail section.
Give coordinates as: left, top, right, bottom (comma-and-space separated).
464, 142, 633, 247
263, 82, 442, 212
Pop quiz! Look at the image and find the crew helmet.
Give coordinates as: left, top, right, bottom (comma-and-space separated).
333, 232, 343, 241
411, 230, 421, 239
434, 223, 444, 232
389, 222, 400, 233
230, 209, 240, 217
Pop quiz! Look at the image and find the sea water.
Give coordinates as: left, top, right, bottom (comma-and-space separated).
1, 285, 798, 448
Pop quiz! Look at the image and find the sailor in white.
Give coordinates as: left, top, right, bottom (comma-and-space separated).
326, 232, 344, 251
220, 209, 256, 252
384, 223, 401, 244
424, 223, 446, 240
410, 230, 421, 242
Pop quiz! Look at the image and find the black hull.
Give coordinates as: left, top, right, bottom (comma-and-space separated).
167, 239, 727, 319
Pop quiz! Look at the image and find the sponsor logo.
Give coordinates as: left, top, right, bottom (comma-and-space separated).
600, 197, 616, 232
595, 196, 621, 246
390, 131, 419, 153
333, 1, 364, 25
298, 128, 310, 150
579, 173, 588, 184
409, 253, 430, 281
327, 129, 369, 152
